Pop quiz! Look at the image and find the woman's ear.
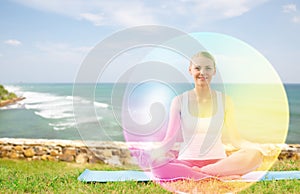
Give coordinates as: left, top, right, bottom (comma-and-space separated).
189, 65, 192, 75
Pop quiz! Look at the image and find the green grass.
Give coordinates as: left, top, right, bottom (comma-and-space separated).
0, 159, 166, 194
0, 159, 300, 193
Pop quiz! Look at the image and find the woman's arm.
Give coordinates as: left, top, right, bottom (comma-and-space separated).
143, 95, 182, 160
223, 95, 244, 148
163, 95, 182, 142
223, 95, 279, 156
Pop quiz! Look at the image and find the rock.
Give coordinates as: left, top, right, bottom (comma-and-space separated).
54, 146, 62, 152
106, 155, 122, 166
75, 153, 89, 164
2, 146, 13, 151
9, 152, 19, 159
41, 155, 48, 161
101, 149, 112, 157
59, 154, 74, 162
120, 149, 131, 158
14, 146, 23, 151
50, 150, 59, 156
42, 147, 48, 151
32, 156, 41, 160
79, 148, 88, 154
47, 156, 57, 161
34, 146, 45, 156
121, 156, 139, 166
112, 150, 120, 156
1, 150, 8, 157
63, 148, 76, 156
88, 155, 104, 164
24, 148, 35, 157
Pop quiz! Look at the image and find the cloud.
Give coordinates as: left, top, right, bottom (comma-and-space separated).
292, 16, 300, 23
282, 4, 297, 13
13, 0, 157, 26
79, 13, 104, 26
282, 3, 300, 24
13, 0, 269, 28
4, 39, 22, 46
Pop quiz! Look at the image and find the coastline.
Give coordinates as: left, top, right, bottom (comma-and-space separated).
0, 97, 25, 107
1, 83, 299, 143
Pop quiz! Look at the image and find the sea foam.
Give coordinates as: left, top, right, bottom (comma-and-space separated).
2, 85, 110, 131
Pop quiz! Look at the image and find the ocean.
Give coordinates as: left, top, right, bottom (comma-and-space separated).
0, 83, 299, 143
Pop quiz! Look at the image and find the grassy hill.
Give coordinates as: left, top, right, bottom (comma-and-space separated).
0, 84, 17, 101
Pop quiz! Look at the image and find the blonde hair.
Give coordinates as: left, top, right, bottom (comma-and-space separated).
190, 51, 216, 67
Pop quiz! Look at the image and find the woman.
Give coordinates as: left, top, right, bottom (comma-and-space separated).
148, 51, 269, 179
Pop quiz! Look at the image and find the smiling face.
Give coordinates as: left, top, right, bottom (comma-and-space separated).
189, 53, 216, 87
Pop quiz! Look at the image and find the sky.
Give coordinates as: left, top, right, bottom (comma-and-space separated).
0, 0, 300, 83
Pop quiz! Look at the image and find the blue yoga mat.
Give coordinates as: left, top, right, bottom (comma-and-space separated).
78, 170, 152, 182
78, 169, 300, 182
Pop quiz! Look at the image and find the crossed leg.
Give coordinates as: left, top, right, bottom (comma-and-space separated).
151, 159, 218, 180
151, 148, 263, 179
194, 148, 263, 176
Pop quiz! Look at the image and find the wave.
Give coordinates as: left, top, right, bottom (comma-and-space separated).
3, 85, 23, 94
49, 119, 77, 131
34, 110, 74, 119
2, 85, 110, 131
0, 103, 25, 110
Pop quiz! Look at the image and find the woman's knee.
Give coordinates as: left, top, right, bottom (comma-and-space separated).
241, 148, 263, 165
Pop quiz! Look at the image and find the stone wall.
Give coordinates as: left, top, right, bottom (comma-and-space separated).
278, 144, 300, 160
0, 138, 299, 166
0, 138, 136, 166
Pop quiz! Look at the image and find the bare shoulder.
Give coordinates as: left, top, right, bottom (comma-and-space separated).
173, 90, 190, 102
170, 90, 189, 110
171, 93, 183, 106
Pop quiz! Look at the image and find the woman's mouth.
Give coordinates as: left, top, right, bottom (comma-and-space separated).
198, 77, 207, 81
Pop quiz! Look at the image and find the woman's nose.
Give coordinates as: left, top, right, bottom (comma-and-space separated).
200, 69, 205, 75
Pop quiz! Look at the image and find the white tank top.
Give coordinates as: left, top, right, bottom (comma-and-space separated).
178, 91, 227, 160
